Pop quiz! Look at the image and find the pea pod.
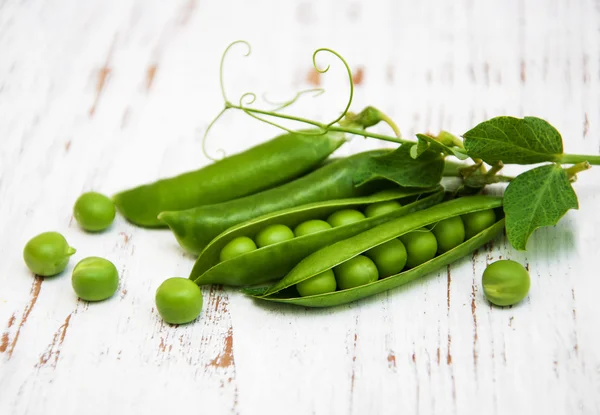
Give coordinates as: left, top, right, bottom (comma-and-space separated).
159, 150, 397, 254
113, 130, 345, 227
190, 187, 444, 287
248, 196, 504, 307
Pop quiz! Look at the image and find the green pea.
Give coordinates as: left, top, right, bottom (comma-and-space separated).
219, 236, 257, 262
71, 257, 119, 301
364, 200, 402, 218
399, 228, 438, 269
73, 192, 116, 232
255, 224, 295, 248
155, 277, 203, 324
462, 209, 496, 239
23, 232, 76, 277
327, 209, 366, 227
431, 216, 465, 254
293, 219, 332, 237
334, 255, 379, 290
296, 269, 337, 297
365, 239, 407, 278
482, 260, 530, 306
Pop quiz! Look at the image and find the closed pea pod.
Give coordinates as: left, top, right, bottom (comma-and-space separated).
248, 196, 505, 308
160, 150, 397, 255
113, 130, 345, 227
189, 187, 444, 287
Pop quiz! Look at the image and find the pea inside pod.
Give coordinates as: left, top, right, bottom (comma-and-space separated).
160, 150, 397, 255
249, 196, 504, 308
190, 187, 444, 287
364, 239, 407, 278
364, 200, 403, 217
327, 209, 366, 227
114, 130, 345, 227
294, 220, 332, 237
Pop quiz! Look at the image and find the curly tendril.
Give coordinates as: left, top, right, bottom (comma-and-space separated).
311, 48, 354, 127
220, 41, 355, 133
230, 46, 354, 136
219, 40, 251, 104
239, 92, 257, 107
201, 40, 409, 161
202, 108, 228, 161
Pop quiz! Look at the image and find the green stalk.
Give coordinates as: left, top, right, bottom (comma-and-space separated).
377, 111, 402, 138
564, 161, 592, 179
486, 162, 504, 177
442, 160, 471, 177
227, 103, 413, 145
558, 153, 600, 165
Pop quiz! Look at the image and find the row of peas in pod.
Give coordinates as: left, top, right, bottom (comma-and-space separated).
248, 196, 530, 308
294, 208, 497, 297
218, 199, 404, 263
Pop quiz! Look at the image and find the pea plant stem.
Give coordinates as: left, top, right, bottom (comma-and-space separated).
226, 102, 413, 145
442, 160, 471, 177
376, 112, 402, 138
558, 153, 600, 165
565, 161, 592, 179
486, 162, 504, 177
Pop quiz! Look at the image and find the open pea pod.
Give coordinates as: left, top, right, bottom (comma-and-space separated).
248, 196, 504, 307
190, 188, 444, 287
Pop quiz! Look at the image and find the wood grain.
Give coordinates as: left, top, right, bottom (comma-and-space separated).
1, 0, 600, 414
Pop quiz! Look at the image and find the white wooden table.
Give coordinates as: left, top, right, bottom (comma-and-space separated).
1, 1, 600, 414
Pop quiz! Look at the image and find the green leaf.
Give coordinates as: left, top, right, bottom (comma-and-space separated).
463, 116, 563, 164
415, 134, 469, 160
354, 144, 445, 188
409, 137, 430, 159
504, 164, 578, 250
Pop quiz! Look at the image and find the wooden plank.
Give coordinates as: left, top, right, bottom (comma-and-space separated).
1, 0, 599, 414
